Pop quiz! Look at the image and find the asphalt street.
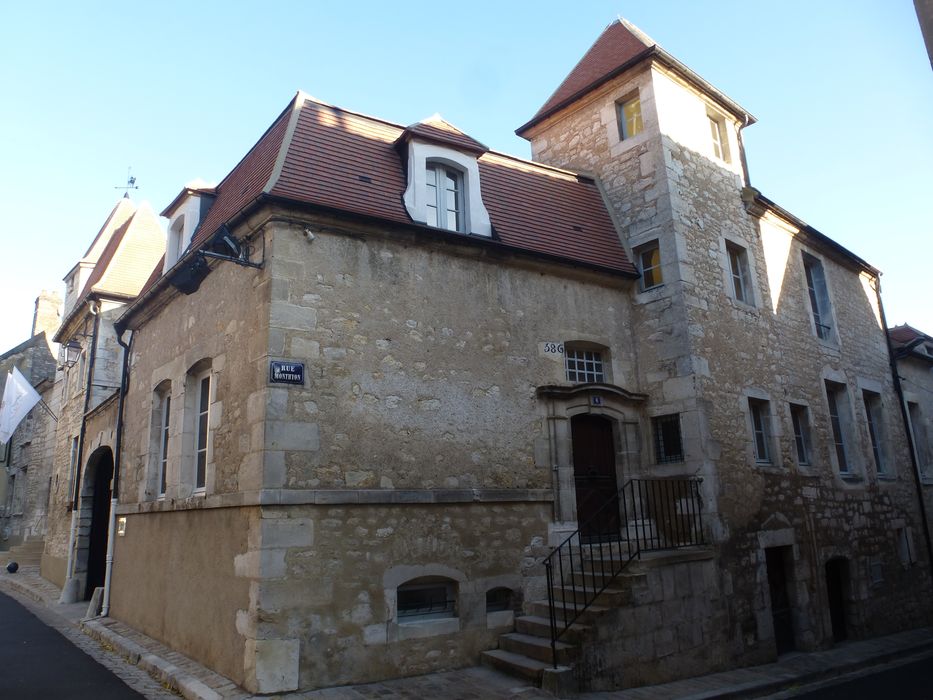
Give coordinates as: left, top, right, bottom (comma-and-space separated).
0, 590, 144, 699
774, 653, 933, 699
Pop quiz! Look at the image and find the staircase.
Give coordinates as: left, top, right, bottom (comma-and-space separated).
482, 542, 635, 683
482, 477, 706, 690
2, 538, 45, 567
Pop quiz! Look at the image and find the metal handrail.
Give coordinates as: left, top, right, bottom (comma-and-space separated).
542, 477, 705, 668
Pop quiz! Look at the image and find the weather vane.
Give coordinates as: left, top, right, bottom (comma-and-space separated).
114, 166, 139, 196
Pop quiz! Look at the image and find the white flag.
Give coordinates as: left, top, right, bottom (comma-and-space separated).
0, 367, 41, 444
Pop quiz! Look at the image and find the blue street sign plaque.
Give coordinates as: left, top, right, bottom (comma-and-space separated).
269, 361, 305, 385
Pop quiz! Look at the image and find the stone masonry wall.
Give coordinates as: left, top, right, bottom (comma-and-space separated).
250, 501, 550, 691
524, 54, 933, 677
262, 214, 640, 493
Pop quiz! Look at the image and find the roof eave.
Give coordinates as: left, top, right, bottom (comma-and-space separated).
741, 187, 879, 276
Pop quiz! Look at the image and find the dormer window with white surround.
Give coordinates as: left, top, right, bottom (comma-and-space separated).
161, 179, 217, 273
398, 116, 492, 238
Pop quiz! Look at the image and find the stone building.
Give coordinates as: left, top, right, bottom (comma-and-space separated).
41, 197, 165, 598
0, 291, 61, 550
49, 18, 933, 696
888, 323, 933, 555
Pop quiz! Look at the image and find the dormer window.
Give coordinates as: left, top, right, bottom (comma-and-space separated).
426, 163, 463, 232
398, 117, 492, 238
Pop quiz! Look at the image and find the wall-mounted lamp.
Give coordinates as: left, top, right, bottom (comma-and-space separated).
62, 340, 82, 368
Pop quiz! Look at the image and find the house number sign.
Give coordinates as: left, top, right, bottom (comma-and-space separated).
270, 361, 305, 385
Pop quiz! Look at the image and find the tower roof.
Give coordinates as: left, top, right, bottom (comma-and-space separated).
517, 18, 754, 136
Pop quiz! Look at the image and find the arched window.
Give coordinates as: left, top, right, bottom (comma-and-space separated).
425, 163, 463, 232
149, 380, 172, 499
397, 576, 457, 621
185, 359, 213, 495
485, 587, 514, 613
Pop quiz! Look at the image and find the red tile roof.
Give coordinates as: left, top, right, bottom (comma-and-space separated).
134, 93, 636, 305
518, 20, 653, 135
398, 115, 488, 155
889, 324, 932, 347
205, 95, 633, 272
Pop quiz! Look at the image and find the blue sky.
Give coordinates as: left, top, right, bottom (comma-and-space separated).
1, 1, 930, 353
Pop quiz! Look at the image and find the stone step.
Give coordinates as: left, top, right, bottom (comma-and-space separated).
11, 540, 45, 552
552, 583, 630, 608
515, 615, 591, 645
480, 648, 549, 683
499, 632, 577, 665
528, 599, 610, 625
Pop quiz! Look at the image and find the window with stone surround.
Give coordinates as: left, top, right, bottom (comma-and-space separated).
564, 343, 608, 384
908, 401, 931, 476
708, 112, 731, 163
184, 359, 213, 496
862, 390, 888, 476
727, 241, 753, 305
825, 380, 855, 475
748, 398, 773, 464
803, 253, 835, 343
635, 240, 663, 291
789, 403, 813, 467
617, 95, 643, 140
148, 380, 172, 499
652, 414, 684, 464
397, 577, 457, 621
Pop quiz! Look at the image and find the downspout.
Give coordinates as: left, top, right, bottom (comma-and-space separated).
60, 301, 101, 604
875, 277, 933, 583
737, 113, 753, 187
101, 327, 132, 617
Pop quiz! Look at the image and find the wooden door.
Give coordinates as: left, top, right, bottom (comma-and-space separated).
571, 414, 620, 540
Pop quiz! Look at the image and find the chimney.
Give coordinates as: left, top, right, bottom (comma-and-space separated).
32, 290, 63, 340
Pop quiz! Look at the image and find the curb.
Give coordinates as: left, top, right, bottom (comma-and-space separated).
0, 572, 50, 606
81, 618, 224, 700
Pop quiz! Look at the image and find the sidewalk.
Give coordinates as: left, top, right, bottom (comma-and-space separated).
2, 562, 932, 699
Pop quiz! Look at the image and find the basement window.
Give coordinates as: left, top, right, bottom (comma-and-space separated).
397, 578, 457, 621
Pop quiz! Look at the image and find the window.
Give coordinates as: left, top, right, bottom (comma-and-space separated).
157, 393, 171, 496
564, 348, 605, 383
789, 404, 813, 467
825, 381, 852, 474
194, 373, 210, 492
67, 435, 79, 498
635, 240, 663, 290
184, 360, 213, 496
653, 414, 684, 464
896, 527, 917, 567
727, 242, 752, 304
748, 398, 772, 464
425, 163, 463, 232
708, 113, 730, 162
617, 96, 643, 140
908, 402, 931, 475
166, 215, 185, 269
862, 390, 887, 475
485, 587, 514, 613
803, 254, 834, 341
397, 578, 457, 621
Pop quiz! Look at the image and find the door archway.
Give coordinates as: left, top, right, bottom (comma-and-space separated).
81, 447, 113, 601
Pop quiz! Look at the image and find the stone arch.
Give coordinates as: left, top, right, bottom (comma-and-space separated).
77, 446, 113, 600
